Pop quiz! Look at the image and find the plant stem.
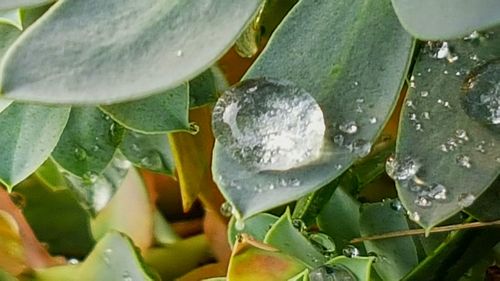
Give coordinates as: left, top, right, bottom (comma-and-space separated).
350, 220, 500, 243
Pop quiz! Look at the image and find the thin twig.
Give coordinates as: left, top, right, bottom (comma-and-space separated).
350, 220, 500, 244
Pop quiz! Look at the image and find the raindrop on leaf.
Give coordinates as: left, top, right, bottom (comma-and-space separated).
309, 264, 357, 281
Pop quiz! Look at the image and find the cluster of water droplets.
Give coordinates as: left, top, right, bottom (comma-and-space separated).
309, 264, 357, 281
212, 78, 326, 171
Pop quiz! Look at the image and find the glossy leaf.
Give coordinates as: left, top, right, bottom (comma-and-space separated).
391, 0, 500, 40
35, 158, 67, 191
0, 0, 53, 10
0, 9, 22, 30
292, 179, 339, 226
0, 0, 262, 104
63, 154, 131, 215
35, 231, 156, 281
264, 210, 325, 268
228, 234, 305, 281
317, 186, 362, 252
189, 68, 227, 108
228, 213, 278, 247
119, 130, 175, 175
359, 200, 418, 280
52, 107, 123, 177
213, 0, 414, 219
101, 84, 190, 134
325, 256, 375, 281
91, 167, 153, 251
0, 103, 70, 189
395, 29, 500, 230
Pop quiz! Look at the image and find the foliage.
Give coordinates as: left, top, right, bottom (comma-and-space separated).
0, 0, 499, 280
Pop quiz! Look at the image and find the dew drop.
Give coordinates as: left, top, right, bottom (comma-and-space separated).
422, 112, 430, 120
176, 49, 183, 57
369, 117, 377, 124
309, 265, 357, 281
349, 139, 372, 157
339, 121, 358, 134
427, 184, 447, 200
414, 196, 432, 208
408, 211, 420, 222
390, 200, 403, 211
464, 31, 480, 41
103, 248, 113, 265
420, 91, 429, 97
292, 219, 307, 232
456, 154, 472, 168
67, 258, 79, 265
455, 129, 469, 141
458, 193, 476, 208
235, 219, 245, 231
333, 134, 344, 146
385, 156, 420, 181
220, 202, 233, 217
462, 60, 500, 125
342, 245, 360, 258
74, 147, 88, 161
212, 78, 326, 171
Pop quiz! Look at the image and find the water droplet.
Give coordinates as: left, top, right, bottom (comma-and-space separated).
356, 98, 364, 103
353, 81, 359, 86
455, 129, 469, 141
462, 60, 500, 125
91, 145, 100, 152
422, 112, 430, 119
406, 100, 416, 109
212, 78, 326, 171
122, 271, 132, 281
74, 147, 88, 161
458, 193, 476, 208
427, 184, 447, 200
414, 196, 432, 208
369, 117, 377, 124
349, 139, 372, 157
333, 134, 344, 146
176, 49, 183, 57
108, 123, 122, 145
496, 156, 500, 163
386, 156, 420, 181
408, 211, 420, 222
420, 91, 429, 97
292, 219, 307, 232
342, 245, 360, 258
131, 143, 140, 152
220, 202, 233, 217
464, 31, 480, 41
82, 171, 99, 185
309, 233, 336, 255
390, 200, 403, 211
309, 265, 357, 281
456, 154, 472, 168
339, 121, 358, 134
103, 248, 113, 265
475, 141, 486, 153
67, 258, 79, 265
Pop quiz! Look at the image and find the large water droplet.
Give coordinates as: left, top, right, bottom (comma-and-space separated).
342, 245, 360, 258
386, 156, 420, 181
309, 265, 357, 281
458, 193, 476, 208
212, 78, 326, 171
339, 121, 358, 134
462, 60, 500, 125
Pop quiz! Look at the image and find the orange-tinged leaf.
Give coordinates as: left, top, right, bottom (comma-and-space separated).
0, 210, 26, 276
227, 235, 305, 281
0, 188, 61, 270
177, 263, 227, 281
204, 209, 231, 264
168, 106, 224, 212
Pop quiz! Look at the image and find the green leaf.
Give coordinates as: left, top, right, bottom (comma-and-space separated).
119, 130, 175, 175
0, 0, 262, 104
0, 0, 53, 10
189, 68, 226, 108
52, 107, 123, 178
35, 231, 157, 281
0, 103, 70, 189
325, 256, 375, 281
91, 167, 153, 251
0, 9, 22, 30
228, 213, 278, 247
288, 269, 309, 281
317, 186, 362, 253
466, 176, 500, 221
152, 210, 180, 245
35, 158, 67, 191
15, 178, 94, 258
292, 179, 339, 227
264, 209, 325, 268
359, 200, 418, 281
0, 21, 20, 58
394, 30, 500, 230
63, 154, 131, 215
213, 0, 414, 219
391, 0, 500, 40
100, 84, 190, 134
